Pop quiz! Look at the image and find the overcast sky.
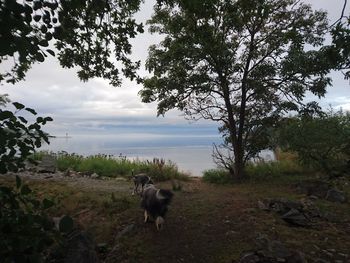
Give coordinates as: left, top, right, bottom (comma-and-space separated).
1, 0, 349, 136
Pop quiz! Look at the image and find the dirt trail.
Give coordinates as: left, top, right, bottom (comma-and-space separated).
2, 173, 350, 263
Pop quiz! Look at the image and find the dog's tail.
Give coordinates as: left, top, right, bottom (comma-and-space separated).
156, 189, 174, 205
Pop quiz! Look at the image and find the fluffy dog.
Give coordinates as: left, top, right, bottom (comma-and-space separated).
141, 183, 173, 230
131, 170, 152, 195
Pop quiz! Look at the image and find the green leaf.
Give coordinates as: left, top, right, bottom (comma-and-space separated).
13, 102, 25, 110
25, 108, 37, 115
18, 116, 28, 123
36, 52, 45, 62
16, 175, 22, 189
42, 198, 55, 209
59, 215, 74, 233
21, 184, 31, 195
0, 110, 14, 120
46, 49, 55, 56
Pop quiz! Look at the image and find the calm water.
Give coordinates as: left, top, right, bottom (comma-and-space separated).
41, 134, 223, 176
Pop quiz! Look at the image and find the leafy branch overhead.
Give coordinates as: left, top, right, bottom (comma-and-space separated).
0, 101, 53, 173
0, 0, 143, 86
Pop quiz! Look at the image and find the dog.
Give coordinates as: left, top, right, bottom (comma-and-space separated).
141, 182, 173, 230
131, 170, 152, 195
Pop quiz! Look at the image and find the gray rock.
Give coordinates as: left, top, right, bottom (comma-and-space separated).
296, 180, 331, 198
116, 224, 135, 240
325, 189, 347, 203
37, 155, 57, 173
281, 208, 310, 227
238, 252, 260, 263
63, 230, 98, 263
91, 173, 99, 179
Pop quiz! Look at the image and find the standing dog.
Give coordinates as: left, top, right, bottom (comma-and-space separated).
141, 182, 173, 230
131, 170, 152, 195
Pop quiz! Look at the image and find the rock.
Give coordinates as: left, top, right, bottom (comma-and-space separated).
238, 251, 260, 263
296, 180, 331, 198
91, 173, 99, 179
63, 230, 98, 263
50, 229, 98, 263
37, 155, 57, 173
325, 189, 347, 203
258, 200, 270, 211
269, 240, 292, 258
281, 208, 310, 227
116, 224, 135, 240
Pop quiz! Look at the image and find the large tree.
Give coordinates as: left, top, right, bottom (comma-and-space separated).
0, 0, 143, 86
140, 0, 330, 180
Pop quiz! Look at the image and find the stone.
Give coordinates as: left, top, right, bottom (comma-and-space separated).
37, 155, 57, 173
281, 208, 310, 227
238, 252, 259, 263
116, 224, 135, 240
258, 200, 270, 211
296, 180, 331, 198
325, 189, 347, 203
90, 173, 99, 179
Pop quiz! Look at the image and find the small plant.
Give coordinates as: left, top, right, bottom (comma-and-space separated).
171, 180, 183, 191
0, 176, 73, 262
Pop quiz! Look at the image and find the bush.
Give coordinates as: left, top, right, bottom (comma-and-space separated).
202, 169, 232, 184
34, 152, 190, 181
245, 159, 305, 180
278, 109, 350, 173
0, 176, 73, 262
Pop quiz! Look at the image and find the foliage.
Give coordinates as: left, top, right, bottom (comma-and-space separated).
203, 158, 305, 184
0, 0, 143, 86
0, 101, 53, 173
0, 176, 73, 262
202, 169, 232, 185
322, 1, 350, 80
278, 109, 350, 173
33, 151, 190, 181
140, 0, 330, 179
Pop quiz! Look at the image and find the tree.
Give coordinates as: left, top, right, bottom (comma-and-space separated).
278, 108, 350, 174
140, 0, 330, 180
327, 0, 350, 80
0, 0, 143, 86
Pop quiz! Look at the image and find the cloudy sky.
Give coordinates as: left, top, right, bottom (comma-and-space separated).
1, 0, 349, 137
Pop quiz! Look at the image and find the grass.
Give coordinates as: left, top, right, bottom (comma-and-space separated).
203, 150, 310, 184
32, 151, 189, 181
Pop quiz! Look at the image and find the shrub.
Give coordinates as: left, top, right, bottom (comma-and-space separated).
0, 176, 73, 262
202, 169, 232, 184
278, 109, 350, 173
36, 152, 190, 181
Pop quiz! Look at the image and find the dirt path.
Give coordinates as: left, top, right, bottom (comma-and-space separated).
1, 173, 350, 263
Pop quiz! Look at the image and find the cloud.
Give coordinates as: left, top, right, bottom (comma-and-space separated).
1, 0, 349, 137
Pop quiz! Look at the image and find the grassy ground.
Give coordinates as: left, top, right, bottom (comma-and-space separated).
1, 173, 349, 263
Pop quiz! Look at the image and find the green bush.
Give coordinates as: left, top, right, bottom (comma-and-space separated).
202, 169, 232, 184
35, 152, 190, 181
0, 176, 73, 262
278, 109, 350, 173
245, 160, 305, 180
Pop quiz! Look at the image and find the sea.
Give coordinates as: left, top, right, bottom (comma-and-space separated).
40, 133, 275, 177
40, 134, 223, 176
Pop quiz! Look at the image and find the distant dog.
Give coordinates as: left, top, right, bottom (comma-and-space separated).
141, 182, 173, 230
131, 170, 152, 195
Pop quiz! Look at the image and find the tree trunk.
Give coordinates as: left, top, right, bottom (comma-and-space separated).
233, 141, 245, 181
